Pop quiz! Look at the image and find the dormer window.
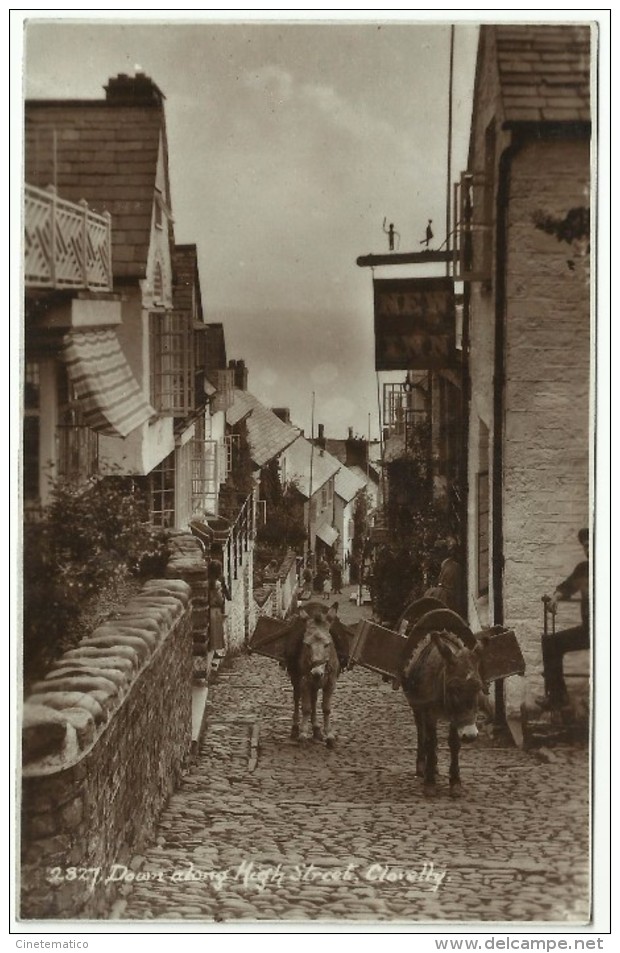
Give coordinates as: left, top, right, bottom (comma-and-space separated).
153, 261, 164, 305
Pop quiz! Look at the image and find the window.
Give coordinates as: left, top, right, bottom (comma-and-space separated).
150, 310, 195, 415
153, 261, 164, 303
191, 422, 219, 516
225, 434, 239, 479
477, 420, 490, 597
23, 360, 40, 500
383, 378, 428, 442
56, 365, 98, 485
148, 451, 176, 527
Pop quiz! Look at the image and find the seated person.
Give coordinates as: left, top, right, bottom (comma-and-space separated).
425, 537, 464, 617
536, 527, 590, 710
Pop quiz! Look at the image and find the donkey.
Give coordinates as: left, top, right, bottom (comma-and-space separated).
402, 629, 489, 798
284, 602, 344, 747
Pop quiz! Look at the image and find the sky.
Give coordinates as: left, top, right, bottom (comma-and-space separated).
19, 13, 480, 438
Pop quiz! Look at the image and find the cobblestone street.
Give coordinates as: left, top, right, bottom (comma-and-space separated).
117, 592, 590, 925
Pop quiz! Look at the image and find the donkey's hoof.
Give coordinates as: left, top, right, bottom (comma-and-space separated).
449, 783, 462, 799
326, 735, 336, 749
290, 725, 299, 740
423, 783, 439, 798
312, 726, 324, 742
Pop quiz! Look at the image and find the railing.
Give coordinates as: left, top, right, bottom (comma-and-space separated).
56, 425, 99, 484
452, 171, 492, 282
24, 184, 112, 291
224, 491, 255, 585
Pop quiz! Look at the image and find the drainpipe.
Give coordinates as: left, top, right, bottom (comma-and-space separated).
460, 274, 471, 623
492, 135, 524, 724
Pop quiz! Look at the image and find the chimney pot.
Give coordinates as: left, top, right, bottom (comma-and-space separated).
105, 72, 165, 105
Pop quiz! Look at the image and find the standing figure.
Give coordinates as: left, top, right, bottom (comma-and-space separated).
420, 218, 434, 248
315, 556, 331, 598
331, 558, 343, 595
383, 217, 400, 251
207, 559, 231, 657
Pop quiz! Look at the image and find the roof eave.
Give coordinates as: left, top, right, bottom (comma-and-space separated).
502, 119, 591, 137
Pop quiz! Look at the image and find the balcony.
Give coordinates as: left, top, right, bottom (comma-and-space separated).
452, 171, 492, 283
24, 184, 113, 292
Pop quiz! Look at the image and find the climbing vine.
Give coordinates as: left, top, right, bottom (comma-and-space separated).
533, 206, 590, 272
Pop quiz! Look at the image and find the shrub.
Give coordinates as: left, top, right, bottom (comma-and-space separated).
368, 421, 453, 624
255, 464, 306, 571
22, 476, 169, 684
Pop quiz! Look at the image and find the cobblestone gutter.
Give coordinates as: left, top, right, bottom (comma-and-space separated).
20, 550, 198, 919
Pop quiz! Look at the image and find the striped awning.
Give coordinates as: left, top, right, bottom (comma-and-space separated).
62, 329, 154, 437
316, 522, 339, 547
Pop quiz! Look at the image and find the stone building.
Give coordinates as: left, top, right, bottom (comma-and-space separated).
457, 25, 592, 710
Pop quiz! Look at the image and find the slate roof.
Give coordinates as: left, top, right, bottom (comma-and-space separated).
285, 437, 341, 499
25, 75, 169, 280
226, 390, 300, 468
334, 465, 367, 504
493, 24, 591, 123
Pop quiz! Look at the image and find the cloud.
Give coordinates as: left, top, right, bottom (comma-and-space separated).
242, 64, 294, 102
311, 363, 339, 386
300, 81, 398, 144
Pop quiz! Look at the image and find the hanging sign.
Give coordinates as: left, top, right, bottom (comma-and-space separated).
373, 277, 456, 371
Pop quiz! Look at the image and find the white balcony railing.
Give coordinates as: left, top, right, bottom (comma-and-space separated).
24, 184, 113, 291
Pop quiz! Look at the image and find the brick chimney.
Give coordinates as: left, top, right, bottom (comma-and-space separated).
272, 408, 291, 424
105, 72, 165, 105
317, 423, 326, 450
228, 359, 248, 391
345, 427, 368, 469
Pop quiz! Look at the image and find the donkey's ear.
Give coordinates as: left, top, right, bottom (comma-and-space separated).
471, 634, 491, 659
431, 630, 456, 664
327, 602, 339, 622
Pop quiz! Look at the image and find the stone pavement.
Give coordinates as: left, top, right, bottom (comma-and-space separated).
115, 587, 590, 925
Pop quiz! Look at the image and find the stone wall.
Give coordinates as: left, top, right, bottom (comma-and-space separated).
502, 138, 590, 711
165, 532, 210, 677
20, 571, 196, 919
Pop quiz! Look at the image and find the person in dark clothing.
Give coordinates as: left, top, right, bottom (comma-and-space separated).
536, 528, 590, 709
425, 537, 465, 617
207, 560, 231, 657
331, 559, 343, 595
